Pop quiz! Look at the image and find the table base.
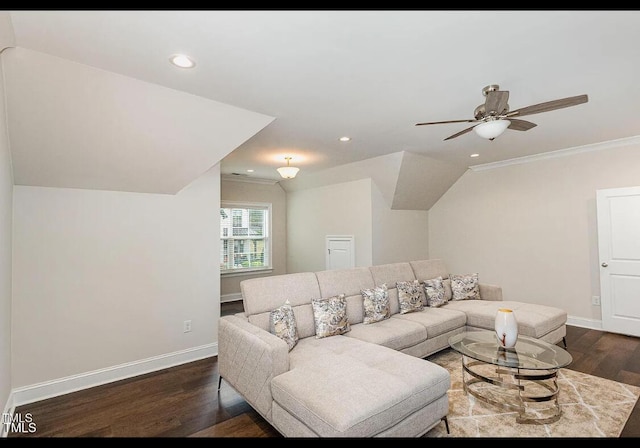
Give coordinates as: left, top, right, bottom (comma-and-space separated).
461, 355, 562, 424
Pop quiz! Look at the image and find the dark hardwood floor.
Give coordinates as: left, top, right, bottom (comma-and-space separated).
8, 301, 640, 438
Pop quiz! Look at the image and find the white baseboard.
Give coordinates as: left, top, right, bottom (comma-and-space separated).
221, 292, 242, 303
9, 342, 218, 409
566, 315, 603, 331
1, 393, 15, 438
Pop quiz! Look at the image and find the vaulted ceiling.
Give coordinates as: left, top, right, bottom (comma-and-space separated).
2, 10, 640, 203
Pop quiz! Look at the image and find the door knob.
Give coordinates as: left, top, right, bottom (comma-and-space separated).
601, 262, 608, 267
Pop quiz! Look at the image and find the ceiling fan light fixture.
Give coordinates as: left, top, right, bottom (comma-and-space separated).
474, 119, 511, 140
277, 157, 300, 179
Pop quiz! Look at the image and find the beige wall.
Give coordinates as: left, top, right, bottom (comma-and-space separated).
429, 142, 640, 325
0, 46, 13, 412
11, 166, 220, 388
220, 179, 287, 299
287, 178, 373, 273
372, 181, 429, 265
287, 177, 429, 273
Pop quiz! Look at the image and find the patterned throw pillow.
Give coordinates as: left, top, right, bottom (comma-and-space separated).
269, 300, 299, 351
450, 273, 481, 301
396, 280, 425, 314
361, 284, 390, 324
311, 294, 350, 338
423, 276, 447, 307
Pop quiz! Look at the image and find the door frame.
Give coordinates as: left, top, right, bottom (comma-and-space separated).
596, 185, 640, 337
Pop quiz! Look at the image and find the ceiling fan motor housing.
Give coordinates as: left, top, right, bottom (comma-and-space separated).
482, 84, 501, 96
476, 85, 510, 119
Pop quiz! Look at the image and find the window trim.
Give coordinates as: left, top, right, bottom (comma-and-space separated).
220, 200, 272, 276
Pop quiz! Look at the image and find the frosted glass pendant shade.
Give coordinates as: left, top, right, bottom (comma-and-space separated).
277, 157, 299, 179
474, 119, 511, 139
277, 166, 299, 179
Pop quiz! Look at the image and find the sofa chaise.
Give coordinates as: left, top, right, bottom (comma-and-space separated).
217, 259, 567, 437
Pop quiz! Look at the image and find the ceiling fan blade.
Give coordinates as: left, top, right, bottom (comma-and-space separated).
506, 94, 588, 118
443, 125, 476, 141
484, 90, 509, 115
415, 118, 477, 126
507, 119, 537, 131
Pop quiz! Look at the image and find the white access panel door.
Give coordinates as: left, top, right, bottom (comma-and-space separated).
326, 236, 355, 270
596, 186, 640, 337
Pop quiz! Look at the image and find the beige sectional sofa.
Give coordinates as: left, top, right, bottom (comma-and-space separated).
217, 259, 567, 438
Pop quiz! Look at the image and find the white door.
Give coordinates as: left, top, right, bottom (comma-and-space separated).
326, 236, 355, 270
596, 186, 640, 337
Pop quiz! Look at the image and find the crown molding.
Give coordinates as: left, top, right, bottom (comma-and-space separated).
221, 174, 279, 185
469, 135, 640, 172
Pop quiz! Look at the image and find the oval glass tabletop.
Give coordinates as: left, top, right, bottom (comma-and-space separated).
448, 330, 572, 370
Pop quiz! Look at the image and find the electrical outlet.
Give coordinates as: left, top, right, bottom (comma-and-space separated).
183, 320, 192, 333
592, 296, 601, 306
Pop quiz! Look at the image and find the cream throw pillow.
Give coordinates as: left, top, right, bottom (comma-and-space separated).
396, 280, 425, 314
423, 276, 448, 307
269, 300, 299, 351
450, 273, 481, 301
311, 294, 350, 338
361, 284, 390, 324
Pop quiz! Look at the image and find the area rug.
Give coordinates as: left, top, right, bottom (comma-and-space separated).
424, 349, 640, 438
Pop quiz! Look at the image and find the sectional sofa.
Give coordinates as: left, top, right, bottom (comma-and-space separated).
217, 259, 567, 438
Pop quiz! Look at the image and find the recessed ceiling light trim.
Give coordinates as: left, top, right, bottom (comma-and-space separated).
169, 54, 196, 69
339, 136, 351, 142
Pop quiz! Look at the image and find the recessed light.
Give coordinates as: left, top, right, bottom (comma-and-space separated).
470, 153, 480, 158
339, 136, 351, 142
246, 169, 254, 173
169, 54, 196, 69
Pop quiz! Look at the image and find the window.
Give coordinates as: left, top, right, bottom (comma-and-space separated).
220, 201, 272, 275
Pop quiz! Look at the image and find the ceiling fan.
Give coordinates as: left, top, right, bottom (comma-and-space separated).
415, 85, 588, 141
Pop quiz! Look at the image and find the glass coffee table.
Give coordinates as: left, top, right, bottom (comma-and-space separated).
448, 330, 573, 424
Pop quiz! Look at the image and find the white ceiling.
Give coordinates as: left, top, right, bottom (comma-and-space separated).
6, 10, 640, 186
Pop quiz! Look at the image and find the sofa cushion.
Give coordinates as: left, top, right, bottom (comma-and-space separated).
410, 259, 449, 281
312, 294, 350, 338
442, 299, 567, 339
272, 335, 450, 437
391, 307, 467, 339
269, 300, 299, 351
450, 273, 481, 301
361, 283, 391, 324
316, 267, 374, 325
241, 272, 321, 317
248, 303, 317, 339
396, 280, 425, 314
346, 317, 427, 351
370, 263, 416, 315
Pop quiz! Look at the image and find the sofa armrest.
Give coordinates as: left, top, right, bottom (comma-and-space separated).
218, 315, 290, 420
479, 283, 503, 301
